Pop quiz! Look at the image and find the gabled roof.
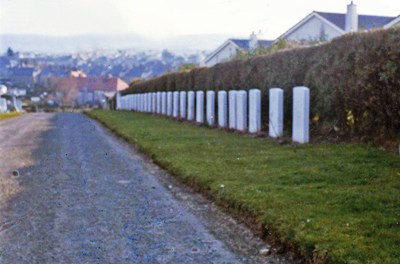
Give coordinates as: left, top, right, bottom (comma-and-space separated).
316, 12, 395, 30
205, 38, 273, 64
230, 39, 273, 49
384, 15, 400, 29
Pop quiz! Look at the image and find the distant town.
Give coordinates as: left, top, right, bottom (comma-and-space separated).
0, 47, 206, 112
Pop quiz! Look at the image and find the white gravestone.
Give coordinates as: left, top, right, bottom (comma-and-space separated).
161, 92, 167, 115
157, 92, 162, 114
147, 93, 151, 112
206, 91, 215, 126
167, 92, 173, 116
292, 87, 310, 144
269, 88, 284, 138
236, 90, 247, 131
188, 91, 195, 121
180, 91, 187, 119
148, 93, 152, 112
173, 91, 179, 118
152, 93, 157, 113
141, 94, 146, 113
228, 90, 238, 129
142, 94, 147, 112
196, 91, 204, 123
249, 89, 261, 133
218, 91, 227, 128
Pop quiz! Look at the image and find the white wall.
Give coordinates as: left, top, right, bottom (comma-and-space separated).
205, 42, 240, 67
285, 16, 343, 42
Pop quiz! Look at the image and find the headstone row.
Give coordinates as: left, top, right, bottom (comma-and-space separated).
116, 87, 310, 143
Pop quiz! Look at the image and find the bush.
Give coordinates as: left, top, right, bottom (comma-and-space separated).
122, 28, 400, 144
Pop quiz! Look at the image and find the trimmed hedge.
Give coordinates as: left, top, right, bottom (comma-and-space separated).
123, 28, 400, 143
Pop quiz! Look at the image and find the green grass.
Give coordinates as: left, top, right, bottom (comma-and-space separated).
0, 112, 22, 120
87, 110, 400, 263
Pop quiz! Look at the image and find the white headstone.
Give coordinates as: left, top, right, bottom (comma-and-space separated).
157, 92, 162, 114
206, 91, 215, 126
161, 92, 167, 115
167, 92, 173, 116
249, 89, 261, 133
236, 90, 247, 131
152, 92, 157, 113
180, 91, 187, 119
148, 93, 152, 112
196, 91, 204, 123
292, 87, 310, 144
228, 90, 238, 129
173, 91, 179, 118
147, 93, 151, 112
269, 88, 284, 138
188, 91, 195, 121
218, 91, 228, 128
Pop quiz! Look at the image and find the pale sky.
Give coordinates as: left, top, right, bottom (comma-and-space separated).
1, 0, 399, 40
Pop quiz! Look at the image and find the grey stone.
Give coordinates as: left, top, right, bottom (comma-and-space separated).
249, 89, 261, 133
292, 86, 310, 143
188, 91, 195, 121
196, 91, 204, 123
218, 91, 227, 128
206, 91, 215, 126
228, 90, 237, 129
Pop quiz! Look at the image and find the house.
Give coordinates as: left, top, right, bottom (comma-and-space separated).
203, 32, 273, 67
50, 76, 128, 106
277, 2, 400, 43
8, 67, 35, 87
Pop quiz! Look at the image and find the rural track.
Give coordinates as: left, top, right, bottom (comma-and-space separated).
0, 113, 290, 263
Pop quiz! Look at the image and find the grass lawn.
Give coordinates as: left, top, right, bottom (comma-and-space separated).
0, 112, 22, 120
87, 110, 400, 263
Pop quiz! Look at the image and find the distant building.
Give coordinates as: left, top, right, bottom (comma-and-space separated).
203, 32, 273, 67
8, 67, 35, 87
277, 2, 400, 43
50, 76, 128, 106
0, 57, 10, 78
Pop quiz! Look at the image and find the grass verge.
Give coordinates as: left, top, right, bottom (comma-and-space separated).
0, 112, 22, 120
86, 110, 400, 263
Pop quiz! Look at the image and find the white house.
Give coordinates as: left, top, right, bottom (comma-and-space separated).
277, 2, 400, 43
203, 32, 273, 67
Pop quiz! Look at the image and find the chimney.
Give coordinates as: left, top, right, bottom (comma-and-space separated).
345, 1, 358, 33
249, 31, 258, 51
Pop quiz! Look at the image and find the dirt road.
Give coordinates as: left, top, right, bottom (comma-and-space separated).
0, 113, 287, 263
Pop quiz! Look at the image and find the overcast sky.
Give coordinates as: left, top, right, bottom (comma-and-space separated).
1, 0, 399, 40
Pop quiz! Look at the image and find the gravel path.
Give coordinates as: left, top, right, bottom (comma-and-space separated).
0, 113, 289, 263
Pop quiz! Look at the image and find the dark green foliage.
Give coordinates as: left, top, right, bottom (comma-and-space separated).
122, 28, 400, 143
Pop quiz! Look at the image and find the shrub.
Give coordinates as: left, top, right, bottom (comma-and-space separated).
122, 28, 400, 144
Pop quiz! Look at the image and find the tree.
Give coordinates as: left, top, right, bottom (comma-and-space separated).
7, 47, 14, 57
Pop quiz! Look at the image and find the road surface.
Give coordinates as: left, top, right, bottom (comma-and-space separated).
0, 113, 288, 263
